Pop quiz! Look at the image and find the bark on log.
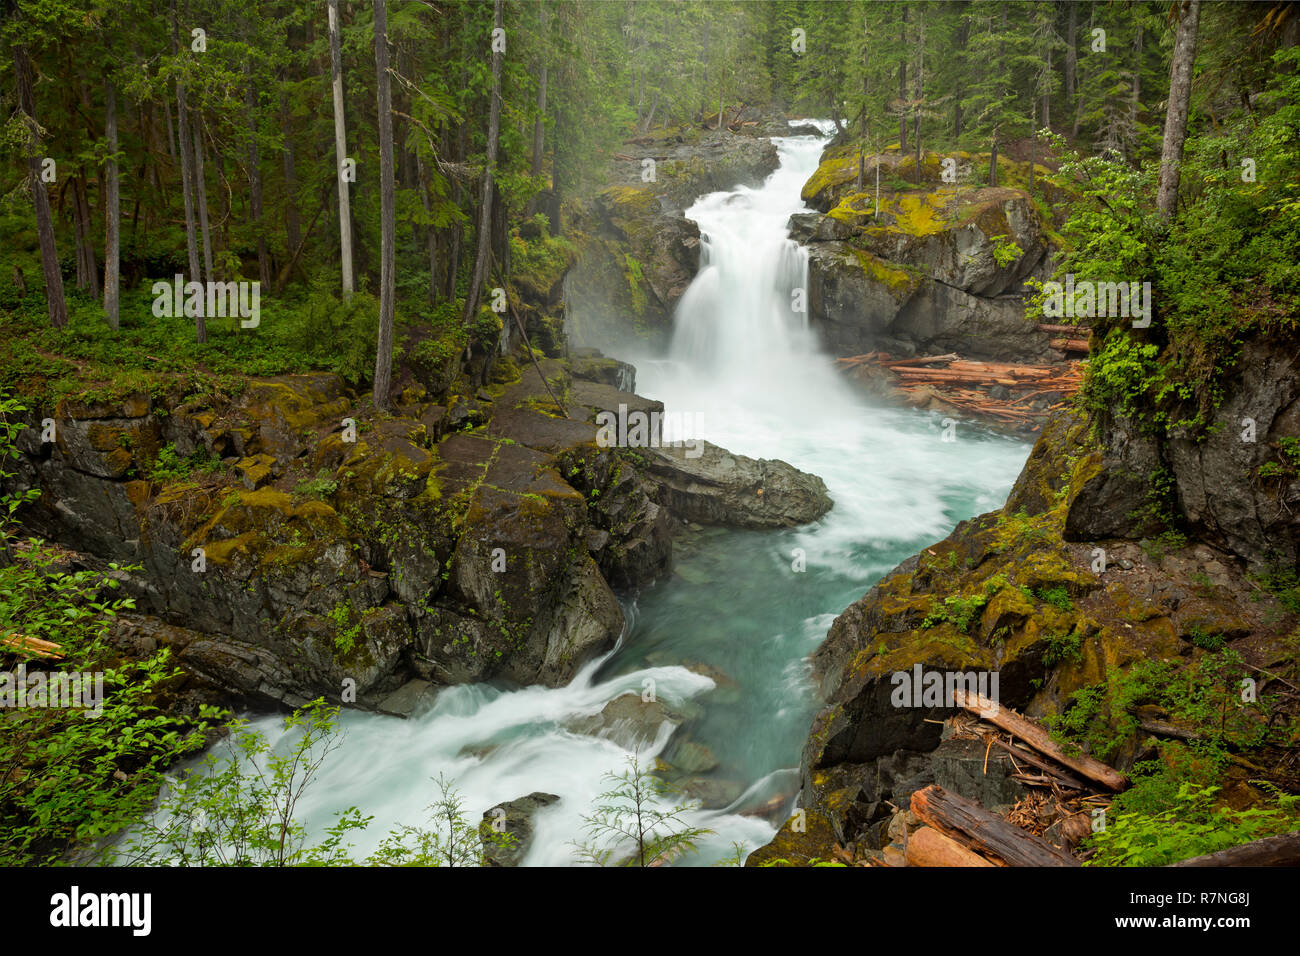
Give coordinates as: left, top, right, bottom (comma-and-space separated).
910, 785, 1080, 867
906, 825, 996, 867
1170, 830, 1300, 867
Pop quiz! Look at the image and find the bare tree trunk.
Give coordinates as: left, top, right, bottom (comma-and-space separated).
280, 93, 301, 256
373, 0, 396, 411
898, 7, 908, 150
192, 122, 213, 280
417, 153, 438, 307
531, 1, 548, 177
328, 0, 355, 298
13, 43, 66, 329
1065, 0, 1077, 106
73, 174, 99, 296
1130, 22, 1144, 149
164, 95, 176, 159
244, 55, 270, 288
463, 0, 504, 325
1073, 6, 1090, 137
990, 130, 999, 187
104, 79, 121, 330
171, 0, 204, 343
1157, 0, 1201, 219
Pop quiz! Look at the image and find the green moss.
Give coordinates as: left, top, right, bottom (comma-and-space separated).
848, 249, 920, 297
801, 154, 860, 204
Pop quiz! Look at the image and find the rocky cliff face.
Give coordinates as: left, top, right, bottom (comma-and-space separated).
1067, 336, 1300, 572
565, 126, 779, 353
6, 354, 830, 713
757, 368, 1298, 862
792, 147, 1067, 363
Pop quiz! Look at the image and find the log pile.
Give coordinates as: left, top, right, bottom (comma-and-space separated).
835, 350, 1084, 430
837, 695, 1131, 867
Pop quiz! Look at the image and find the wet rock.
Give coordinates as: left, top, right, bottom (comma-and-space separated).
375, 679, 438, 719
643, 441, 832, 528
664, 739, 720, 774
480, 792, 560, 867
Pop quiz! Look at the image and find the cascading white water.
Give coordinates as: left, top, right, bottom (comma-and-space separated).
146, 122, 1032, 868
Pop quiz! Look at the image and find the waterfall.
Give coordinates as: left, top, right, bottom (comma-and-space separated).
141, 121, 1030, 869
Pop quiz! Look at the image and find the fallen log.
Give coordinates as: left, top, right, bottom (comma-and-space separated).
1170, 830, 1300, 867
880, 352, 960, 368
952, 689, 1129, 792
1038, 324, 1092, 335
1049, 337, 1092, 352
1, 633, 64, 659
991, 737, 1090, 790
910, 785, 1080, 867
906, 825, 996, 867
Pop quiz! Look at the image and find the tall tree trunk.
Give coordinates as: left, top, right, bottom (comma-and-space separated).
990, 130, 999, 187
164, 95, 177, 159
1073, 6, 1090, 137
1043, 47, 1052, 128
104, 79, 121, 330
171, 0, 204, 343
464, 0, 504, 325
280, 93, 301, 257
244, 55, 270, 288
1130, 22, 1144, 151
71, 174, 96, 295
1157, 0, 1201, 219
417, 153, 438, 307
13, 43, 66, 329
373, 0, 396, 409
531, 2, 548, 176
328, 0, 355, 298
1065, 0, 1077, 106
192, 122, 213, 280
898, 7, 908, 149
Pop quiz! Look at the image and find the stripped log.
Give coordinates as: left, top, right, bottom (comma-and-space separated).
1, 633, 64, 659
1049, 337, 1092, 352
906, 825, 996, 867
1038, 324, 1092, 335
910, 785, 1080, 867
953, 689, 1129, 791
1170, 830, 1300, 867
878, 352, 959, 368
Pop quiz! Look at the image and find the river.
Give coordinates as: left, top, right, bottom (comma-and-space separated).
163, 122, 1030, 867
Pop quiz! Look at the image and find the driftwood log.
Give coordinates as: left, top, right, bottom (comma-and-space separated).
905, 825, 996, 867
911, 785, 1080, 866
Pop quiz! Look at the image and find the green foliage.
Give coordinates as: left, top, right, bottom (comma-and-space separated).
1085, 781, 1300, 867
0, 399, 216, 864
989, 234, 1024, 268
293, 471, 339, 501
114, 700, 368, 866
1041, 628, 1082, 666
1047, 649, 1279, 766
573, 751, 712, 867
150, 443, 224, 483
368, 774, 516, 867
922, 592, 988, 634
